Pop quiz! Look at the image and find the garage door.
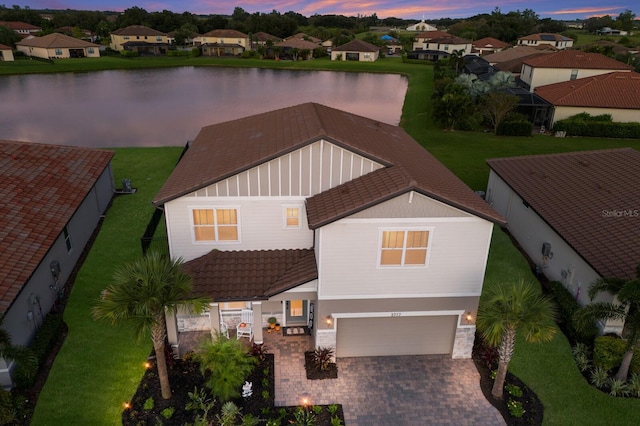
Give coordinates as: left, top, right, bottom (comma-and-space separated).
336, 315, 457, 357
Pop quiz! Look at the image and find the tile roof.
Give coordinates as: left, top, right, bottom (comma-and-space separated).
0, 21, 40, 31
495, 52, 553, 74
286, 33, 322, 43
0, 141, 113, 312
183, 249, 317, 300
414, 30, 450, 40
202, 29, 249, 38
276, 38, 320, 49
16, 32, 99, 48
483, 46, 555, 64
153, 103, 504, 225
253, 31, 280, 42
518, 33, 573, 42
333, 39, 379, 52
472, 37, 511, 49
426, 35, 471, 45
487, 148, 640, 280
523, 49, 634, 70
0, 43, 11, 50
535, 72, 640, 109
110, 25, 166, 36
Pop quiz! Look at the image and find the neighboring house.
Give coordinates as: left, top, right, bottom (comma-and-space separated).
274, 38, 319, 60
16, 33, 100, 59
422, 35, 473, 56
196, 29, 250, 56
0, 140, 114, 388
331, 39, 379, 61
494, 52, 554, 78
381, 34, 402, 55
472, 37, 511, 55
55, 26, 95, 42
411, 30, 450, 51
483, 45, 556, 66
520, 49, 634, 91
285, 33, 322, 44
597, 27, 628, 36
486, 148, 640, 334
517, 33, 573, 50
535, 71, 640, 126
0, 21, 41, 37
252, 31, 281, 48
406, 19, 437, 32
152, 103, 505, 359
0, 44, 14, 61
109, 25, 169, 54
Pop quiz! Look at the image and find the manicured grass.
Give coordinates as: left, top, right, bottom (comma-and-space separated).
27, 58, 640, 425
31, 147, 183, 426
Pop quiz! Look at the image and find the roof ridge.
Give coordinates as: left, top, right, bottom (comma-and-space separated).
487, 147, 638, 163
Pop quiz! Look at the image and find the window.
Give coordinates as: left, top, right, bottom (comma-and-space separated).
284, 207, 300, 228
63, 226, 72, 252
123, 36, 129, 40
380, 230, 430, 266
88, 48, 94, 54
192, 208, 238, 242
55, 49, 62, 55
221, 301, 247, 310
156, 36, 162, 41
570, 69, 578, 80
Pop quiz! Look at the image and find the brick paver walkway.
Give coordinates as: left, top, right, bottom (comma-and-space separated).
264, 331, 505, 426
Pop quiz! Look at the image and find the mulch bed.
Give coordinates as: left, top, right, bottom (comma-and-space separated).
473, 342, 544, 426
304, 351, 338, 380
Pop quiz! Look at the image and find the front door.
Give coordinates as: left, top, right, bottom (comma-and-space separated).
285, 300, 307, 325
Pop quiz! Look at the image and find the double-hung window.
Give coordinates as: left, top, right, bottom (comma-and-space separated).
283, 206, 301, 229
192, 208, 239, 242
379, 229, 430, 266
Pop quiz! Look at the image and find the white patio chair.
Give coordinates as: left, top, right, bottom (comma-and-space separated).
236, 309, 253, 341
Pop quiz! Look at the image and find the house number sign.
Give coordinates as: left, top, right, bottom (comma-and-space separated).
391, 312, 402, 317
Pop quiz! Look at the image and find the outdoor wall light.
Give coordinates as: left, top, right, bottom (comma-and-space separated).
325, 316, 333, 326
301, 393, 310, 407
466, 312, 473, 322
144, 361, 152, 369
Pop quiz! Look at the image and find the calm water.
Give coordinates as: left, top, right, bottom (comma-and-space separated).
0, 67, 407, 148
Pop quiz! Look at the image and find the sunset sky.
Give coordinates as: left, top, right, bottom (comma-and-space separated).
8, 0, 639, 20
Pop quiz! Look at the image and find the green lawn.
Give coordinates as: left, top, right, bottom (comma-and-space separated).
28, 58, 640, 425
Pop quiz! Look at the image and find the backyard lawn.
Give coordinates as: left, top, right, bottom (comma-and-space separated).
27, 57, 640, 425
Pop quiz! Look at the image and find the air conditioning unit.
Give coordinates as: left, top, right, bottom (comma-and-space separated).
542, 242, 552, 257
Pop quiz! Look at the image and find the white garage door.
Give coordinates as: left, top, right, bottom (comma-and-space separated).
336, 315, 457, 357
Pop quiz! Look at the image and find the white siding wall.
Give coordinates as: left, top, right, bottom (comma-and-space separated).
530, 68, 630, 91
552, 106, 639, 126
316, 195, 494, 299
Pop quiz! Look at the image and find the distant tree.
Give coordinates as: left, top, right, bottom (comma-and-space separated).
174, 23, 198, 46
0, 25, 21, 48
256, 44, 267, 59
583, 15, 615, 33
488, 71, 516, 91
115, 6, 150, 28
616, 9, 636, 31
432, 85, 474, 130
479, 92, 520, 133
536, 18, 566, 33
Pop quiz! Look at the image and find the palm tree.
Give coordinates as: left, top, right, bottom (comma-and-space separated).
92, 252, 209, 399
573, 265, 640, 381
477, 279, 557, 399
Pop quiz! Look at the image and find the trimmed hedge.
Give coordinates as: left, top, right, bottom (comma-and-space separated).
593, 335, 640, 373
554, 118, 640, 139
547, 281, 597, 345
497, 121, 532, 136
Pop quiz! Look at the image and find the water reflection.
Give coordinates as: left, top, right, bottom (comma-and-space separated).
0, 67, 407, 148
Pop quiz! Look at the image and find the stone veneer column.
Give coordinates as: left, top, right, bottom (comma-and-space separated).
252, 302, 263, 344
209, 303, 220, 335
452, 326, 475, 359
315, 329, 337, 352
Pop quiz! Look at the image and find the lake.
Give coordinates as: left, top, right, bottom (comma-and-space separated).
0, 67, 408, 148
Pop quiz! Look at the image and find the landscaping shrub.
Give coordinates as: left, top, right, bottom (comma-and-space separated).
547, 281, 597, 344
553, 116, 640, 139
167, 50, 190, 57
119, 50, 139, 57
593, 335, 640, 373
496, 121, 532, 136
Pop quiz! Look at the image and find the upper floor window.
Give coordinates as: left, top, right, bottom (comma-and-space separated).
379, 229, 430, 267
192, 208, 239, 242
570, 69, 578, 80
284, 206, 301, 228
63, 226, 72, 252
123, 36, 129, 40
156, 36, 162, 41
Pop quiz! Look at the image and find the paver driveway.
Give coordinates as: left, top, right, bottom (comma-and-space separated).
267, 332, 505, 426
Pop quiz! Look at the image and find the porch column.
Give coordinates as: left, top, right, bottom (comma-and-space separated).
252, 302, 263, 344
210, 303, 220, 335
165, 310, 179, 353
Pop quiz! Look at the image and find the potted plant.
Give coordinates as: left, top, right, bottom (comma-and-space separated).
268, 317, 277, 330
275, 323, 281, 332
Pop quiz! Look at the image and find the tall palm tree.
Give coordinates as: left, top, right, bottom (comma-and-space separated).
477, 279, 557, 399
573, 265, 640, 381
92, 252, 209, 399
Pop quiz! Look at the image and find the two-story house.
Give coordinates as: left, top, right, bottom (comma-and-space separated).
153, 103, 504, 359
517, 33, 573, 50
0, 21, 41, 37
411, 30, 450, 51
520, 49, 634, 91
195, 29, 250, 56
109, 25, 169, 54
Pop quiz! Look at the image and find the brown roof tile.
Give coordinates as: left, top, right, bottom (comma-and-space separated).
276, 38, 320, 49
16, 32, 99, 48
414, 30, 450, 40
333, 39, 379, 52
0, 21, 40, 31
253, 32, 281, 42
535, 72, 640, 109
183, 249, 317, 300
518, 33, 573, 42
483, 46, 556, 63
495, 52, 554, 73
286, 33, 322, 43
0, 43, 11, 50
111, 25, 166, 36
523, 49, 634, 70
487, 149, 640, 280
153, 103, 504, 225
473, 37, 511, 49
0, 141, 113, 312
202, 29, 249, 38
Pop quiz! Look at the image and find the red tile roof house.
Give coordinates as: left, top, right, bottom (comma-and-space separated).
16, 33, 100, 59
517, 33, 574, 50
486, 148, 640, 335
535, 71, 640, 127
520, 49, 634, 91
472, 37, 511, 55
331, 39, 380, 62
152, 103, 505, 360
0, 141, 114, 388
109, 25, 169, 55
0, 21, 41, 37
